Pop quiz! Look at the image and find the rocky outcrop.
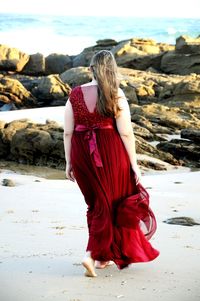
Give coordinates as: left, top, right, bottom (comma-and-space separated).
45, 54, 72, 75
175, 35, 200, 54
160, 35, 200, 75
0, 37, 200, 170
73, 39, 117, 67
0, 76, 36, 108
156, 138, 200, 168
22, 53, 45, 75
160, 51, 200, 75
31, 75, 71, 106
0, 119, 181, 170
0, 119, 65, 168
0, 44, 29, 72
181, 129, 200, 143
60, 67, 92, 88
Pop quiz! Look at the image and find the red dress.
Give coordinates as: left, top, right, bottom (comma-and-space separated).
69, 85, 159, 269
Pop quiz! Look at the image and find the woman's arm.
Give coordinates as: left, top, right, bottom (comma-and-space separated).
63, 99, 75, 181
116, 89, 141, 183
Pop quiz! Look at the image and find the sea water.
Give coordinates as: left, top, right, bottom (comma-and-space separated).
0, 13, 199, 55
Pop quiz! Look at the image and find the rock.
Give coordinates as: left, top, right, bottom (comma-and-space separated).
0, 44, 29, 72
163, 217, 200, 226
0, 120, 5, 129
130, 114, 176, 135
22, 53, 45, 75
96, 39, 117, 46
73, 42, 114, 67
130, 103, 200, 130
176, 35, 200, 54
60, 67, 92, 87
112, 38, 173, 70
156, 138, 200, 167
1, 119, 31, 143
0, 118, 180, 170
137, 158, 167, 170
132, 122, 154, 140
0, 119, 65, 168
9, 122, 65, 168
160, 51, 200, 75
181, 129, 200, 143
2, 178, 15, 187
120, 81, 138, 104
136, 135, 180, 166
45, 53, 72, 75
0, 76, 37, 108
31, 75, 71, 104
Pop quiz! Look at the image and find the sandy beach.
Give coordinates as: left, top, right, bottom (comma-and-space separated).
0, 167, 200, 301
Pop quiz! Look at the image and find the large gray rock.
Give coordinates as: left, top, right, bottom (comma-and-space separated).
176, 35, 200, 54
130, 103, 200, 130
22, 53, 45, 75
112, 38, 173, 70
157, 138, 200, 167
72, 40, 115, 67
45, 54, 72, 75
160, 51, 200, 75
181, 129, 200, 143
0, 44, 29, 72
0, 76, 36, 108
31, 75, 71, 103
9, 121, 65, 168
60, 67, 92, 87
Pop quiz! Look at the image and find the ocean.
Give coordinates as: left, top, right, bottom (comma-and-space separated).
0, 13, 199, 56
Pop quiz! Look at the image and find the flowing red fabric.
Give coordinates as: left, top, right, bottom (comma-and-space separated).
69, 86, 159, 269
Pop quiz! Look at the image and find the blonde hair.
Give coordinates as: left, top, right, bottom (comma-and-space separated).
90, 50, 121, 118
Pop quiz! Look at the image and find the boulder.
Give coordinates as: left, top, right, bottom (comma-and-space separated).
112, 38, 173, 70
120, 81, 138, 104
96, 39, 118, 46
0, 119, 30, 157
176, 35, 200, 54
31, 75, 71, 104
73, 41, 114, 67
181, 129, 200, 143
160, 51, 200, 75
22, 53, 45, 75
0, 76, 36, 108
60, 67, 92, 87
45, 53, 72, 75
136, 135, 180, 166
130, 102, 200, 130
0, 44, 29, 72
9, 121, 65, 168
156, 138, 200, 167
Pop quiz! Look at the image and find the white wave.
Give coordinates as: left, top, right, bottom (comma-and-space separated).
0, 27, 94, 55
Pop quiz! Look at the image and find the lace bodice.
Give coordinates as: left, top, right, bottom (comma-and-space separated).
69, 86, 115, 127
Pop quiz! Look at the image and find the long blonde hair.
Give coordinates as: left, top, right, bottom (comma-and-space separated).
90, 50, 121, 118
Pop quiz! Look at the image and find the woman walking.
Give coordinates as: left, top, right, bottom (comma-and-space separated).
63, 50, 159, 277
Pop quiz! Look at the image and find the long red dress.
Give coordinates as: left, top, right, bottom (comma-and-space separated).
69, 85, 159, 269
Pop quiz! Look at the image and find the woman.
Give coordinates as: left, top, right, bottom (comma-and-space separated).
63, 50, 159, 277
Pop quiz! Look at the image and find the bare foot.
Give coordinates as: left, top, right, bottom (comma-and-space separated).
82, 256, 97, 277
95, 260, 114, 269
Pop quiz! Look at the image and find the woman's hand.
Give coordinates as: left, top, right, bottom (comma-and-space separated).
131, 164, 142, 185
65, 162, 75, 182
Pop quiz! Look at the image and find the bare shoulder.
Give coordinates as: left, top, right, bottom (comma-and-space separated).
117, 88, 129, 109
118, 87, 126, 98
81, 81, 96, 87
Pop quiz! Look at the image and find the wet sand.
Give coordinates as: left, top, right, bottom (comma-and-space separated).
0, 169, 200, 301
